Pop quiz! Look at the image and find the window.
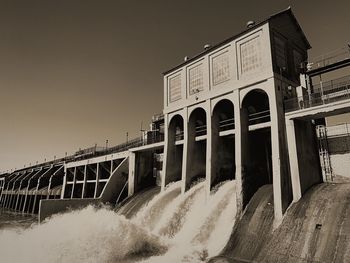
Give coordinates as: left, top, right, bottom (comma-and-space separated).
212, 52, 230, 85
293, 50, 304, 76
169, 74, 182, 102
240, 36, 262, 74
274, 35, 287, 70
189, 64, 204, 95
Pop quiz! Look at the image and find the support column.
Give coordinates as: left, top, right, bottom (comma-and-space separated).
161, 114, 169, 191
234, 89, 245, 216
128, 152, 136, 197
286, 118, 301, 202
205, 100, 212, 199
269, 87, 283, 224
61, 166, 67, 199
181, 109, 189, 194
71, 167, 77, 199
94, 163, 100, 198
82, 165, 88, 198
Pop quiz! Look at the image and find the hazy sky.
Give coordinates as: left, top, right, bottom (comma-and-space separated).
1, 0, 350, 172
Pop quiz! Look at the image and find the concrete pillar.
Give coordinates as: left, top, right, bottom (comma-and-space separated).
207, 101, 214, 197
184, 107, 207, 191
128, 153, 136, 196
286, 118, 302, 202
82, 165, 88, 198
163, 114, 184, 189
269, 87, 283, 224
233, 90, 245, 215
71, 167, 77, 199
15, 170, 34, 211
22, 170, 40, 213
206, 100, 212, 198
181, 109, 189, 194
61, 166, 67, 199
32, 167, 53, 214
94, 163, 100, 198
161, 114, 169, 191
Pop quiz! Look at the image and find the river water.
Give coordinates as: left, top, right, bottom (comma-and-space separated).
0, 180, 237, 263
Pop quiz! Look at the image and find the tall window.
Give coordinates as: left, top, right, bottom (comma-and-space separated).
293, 50, 304, 76
212, 52, 230, 85
240, 36, 262, 74
189, 64, 204, 95
274, 35, 287, 70
169, 74, 182, 102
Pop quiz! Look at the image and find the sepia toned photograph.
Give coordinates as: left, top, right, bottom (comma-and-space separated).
0, 1, 349, 262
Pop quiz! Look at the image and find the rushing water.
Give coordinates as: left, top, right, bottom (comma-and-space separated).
0, 180, 237, 263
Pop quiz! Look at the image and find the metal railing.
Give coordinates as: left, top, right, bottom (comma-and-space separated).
307, 47, 350, 71
248, 110, 270, 125
152, 113, 164, 122
195, 124, 207, 136
284, 75, 350, 112
219, 118, 235, 131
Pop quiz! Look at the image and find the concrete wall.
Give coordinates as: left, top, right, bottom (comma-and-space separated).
39, 198, 100, 222
134, 151, 156, 193
327, 135, 350, 154
294, 120, 323, 194
330, 153, 350, 179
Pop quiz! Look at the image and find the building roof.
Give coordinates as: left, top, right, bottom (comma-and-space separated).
162, 7, 311, 75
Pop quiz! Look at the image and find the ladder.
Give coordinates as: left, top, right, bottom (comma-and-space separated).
316, 125, 334, 182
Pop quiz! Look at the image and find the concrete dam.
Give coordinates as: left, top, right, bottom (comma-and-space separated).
1, 7, 350, 262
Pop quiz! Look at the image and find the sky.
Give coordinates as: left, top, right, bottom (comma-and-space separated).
0, 0, 350, 172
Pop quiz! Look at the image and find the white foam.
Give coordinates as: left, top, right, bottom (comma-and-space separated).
0, 179, 237, 263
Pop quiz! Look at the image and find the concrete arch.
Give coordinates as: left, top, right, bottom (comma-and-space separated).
185, 107, 207, 190
164, 114, 185, 187
242, 88, 271, 126
187, 105, 207, 119
210, 99, 235, 188
211, 96, 235, 115
188, 107, 207, 136
241, 88, 272, 209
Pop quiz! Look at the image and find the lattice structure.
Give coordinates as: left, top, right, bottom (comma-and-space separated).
212, 52, 230, 85
189, 64, 204, 95
169, 74, 182, 102
240, 36, 262, 74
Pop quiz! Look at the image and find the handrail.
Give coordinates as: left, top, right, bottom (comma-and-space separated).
307, 47, 350, 71
284, 75, 350, 112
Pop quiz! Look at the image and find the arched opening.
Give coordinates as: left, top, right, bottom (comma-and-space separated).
186, 108, 207, 189
211, 99, 235, 188
242, 89, 272, 208
164, 114, 184, 186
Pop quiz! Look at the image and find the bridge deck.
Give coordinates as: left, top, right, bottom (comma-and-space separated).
285, 75, 350, 119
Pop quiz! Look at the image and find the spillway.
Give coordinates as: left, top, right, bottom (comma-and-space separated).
0, 179, 237, 263
211, 182, 350, 262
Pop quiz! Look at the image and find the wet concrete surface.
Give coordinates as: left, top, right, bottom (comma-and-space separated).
211, 182, 350, 263
116, 187, 161, 218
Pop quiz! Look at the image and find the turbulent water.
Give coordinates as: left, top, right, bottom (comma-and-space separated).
0, 180, 237, 263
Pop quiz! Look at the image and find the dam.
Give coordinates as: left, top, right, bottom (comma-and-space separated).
0, 7, 350, 262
